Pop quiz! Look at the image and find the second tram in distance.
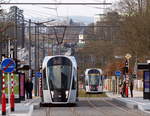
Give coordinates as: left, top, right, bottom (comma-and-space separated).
85, 68, 103, 93
41, 55, 78, 105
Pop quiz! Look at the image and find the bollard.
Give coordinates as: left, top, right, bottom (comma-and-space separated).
1, 71, 6, 115
10, 73, 15, 112
10, 93, 14, 111
1, 93, 6, 115
125, 75, 129, 97
125, 85, 128, 97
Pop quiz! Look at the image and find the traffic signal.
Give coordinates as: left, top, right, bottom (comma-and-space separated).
125, 66, 128, 73
123, 66, 128, 74
124, 59, 129, 73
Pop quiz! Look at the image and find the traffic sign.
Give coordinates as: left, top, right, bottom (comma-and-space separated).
115, 71, 121, 77
35, 72, 42, 78
1, 58, 16, 73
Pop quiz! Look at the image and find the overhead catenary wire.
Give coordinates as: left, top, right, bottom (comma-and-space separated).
21, 7, 56, 16
0, 2, 112, 5
53, 0, 61, 17
42, 6, 57, 10
16, 25, 120, 28
2, 1, 112, 23
80, 0, 106, 9
53, 26, 67, 45
23, 12, 57, 22
21, 7, 69, 22
12, 5, 57, 18
20, 5, 57, 13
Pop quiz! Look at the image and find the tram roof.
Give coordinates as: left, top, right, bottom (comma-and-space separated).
42, 55, 77, 69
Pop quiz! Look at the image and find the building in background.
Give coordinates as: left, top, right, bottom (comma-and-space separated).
94, 14, 105, 24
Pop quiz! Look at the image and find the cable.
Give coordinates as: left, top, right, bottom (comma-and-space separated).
23, 10, 56, 19
19, 7, 57, 16
53, 26, 66, 45
16, 25, 120, 28
53, 0, 61, 17
0, 2, 112, 5
20, 7, 69, 21
23, 13, 66, 24
42, 6, 57, 10
21, 5, 57, 13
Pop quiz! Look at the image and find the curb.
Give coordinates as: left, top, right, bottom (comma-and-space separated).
112, 98, 150, 114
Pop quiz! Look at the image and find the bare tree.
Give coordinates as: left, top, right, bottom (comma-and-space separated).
115, 0, 139, 16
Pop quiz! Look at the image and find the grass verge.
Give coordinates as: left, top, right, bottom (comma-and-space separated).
79, 90, 107, 97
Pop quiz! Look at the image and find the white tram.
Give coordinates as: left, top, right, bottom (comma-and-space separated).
85, 68, 103, 93
41, 55, 78, 104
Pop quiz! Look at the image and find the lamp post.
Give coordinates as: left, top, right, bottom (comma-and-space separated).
125, 53, 132, 97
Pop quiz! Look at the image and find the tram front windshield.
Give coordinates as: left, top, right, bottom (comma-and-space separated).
89, 74, 100, 86
47, 57, 72, 90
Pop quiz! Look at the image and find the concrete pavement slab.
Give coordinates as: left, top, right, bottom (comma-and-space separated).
106, 91, 150, 114
0, 97, 41, 116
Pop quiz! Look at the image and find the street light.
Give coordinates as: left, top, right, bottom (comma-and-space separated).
124, 53, 132, 97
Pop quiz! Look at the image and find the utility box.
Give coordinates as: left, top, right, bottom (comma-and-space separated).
143, 71, 150, 99
138, 63, 150, 99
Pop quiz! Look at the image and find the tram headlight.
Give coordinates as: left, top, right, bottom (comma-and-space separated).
65, 90, 69, 98
97, 86, 99, 89
51, 91, 54, 98
89, 85, 92, 89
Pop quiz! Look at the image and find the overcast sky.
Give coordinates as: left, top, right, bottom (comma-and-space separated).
2, 0, 118, 21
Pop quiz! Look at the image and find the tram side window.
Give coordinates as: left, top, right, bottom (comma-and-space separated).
72, 78, 76, 89
72, 69, 76, 89
100, 76, 103, 86
43, 68, 48, 90
85, 78, 88, 85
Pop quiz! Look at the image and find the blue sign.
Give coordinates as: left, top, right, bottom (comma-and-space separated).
35, 72, 42, 78
1, 58, 16, 73
115, 71, 121, 77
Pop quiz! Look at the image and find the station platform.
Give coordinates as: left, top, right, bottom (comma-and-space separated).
0, 97, 41, 116
106, 90, 150, 114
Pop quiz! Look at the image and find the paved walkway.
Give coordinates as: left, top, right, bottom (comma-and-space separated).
0, 97, 41, 116
106, 90, 150, 114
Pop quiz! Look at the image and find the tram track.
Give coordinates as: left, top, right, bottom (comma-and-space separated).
86, 95, 147, 116
70, 107, 80, 116
34, 97, 149, 116
44, 104, 81, 116
45, 107, 51, 116
86, 95, 112, 116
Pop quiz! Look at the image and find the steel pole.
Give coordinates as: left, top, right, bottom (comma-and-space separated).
15, 7, 17, 56
29, 19, 32, 79
34, 24, 38, 96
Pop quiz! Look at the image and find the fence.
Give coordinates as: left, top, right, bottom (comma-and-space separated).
103, 77, 143, 93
